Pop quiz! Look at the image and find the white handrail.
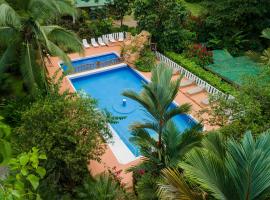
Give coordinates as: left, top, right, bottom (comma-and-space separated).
155, 51, 234, 99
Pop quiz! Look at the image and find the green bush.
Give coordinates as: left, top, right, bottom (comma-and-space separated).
135, 49, 156, 72
165, 52, 236, 94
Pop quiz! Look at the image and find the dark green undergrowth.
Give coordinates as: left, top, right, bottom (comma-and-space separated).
165, 52, 236, 95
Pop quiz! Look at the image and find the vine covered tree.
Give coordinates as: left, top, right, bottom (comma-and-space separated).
133, 0, 195, 52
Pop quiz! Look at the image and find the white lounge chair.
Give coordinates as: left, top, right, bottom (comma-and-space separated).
103, 37, 110, 46
201, 98, 209, 105
82, 39, 90, 48
109, 34, 117, 43
91, 38, 99, 48
118, 32, 124, 42
187, 86, 204, 95
180, 80, 194, 87
98, 37, 106, 46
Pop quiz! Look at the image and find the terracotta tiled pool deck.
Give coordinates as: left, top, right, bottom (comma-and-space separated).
47, 42, 216, 188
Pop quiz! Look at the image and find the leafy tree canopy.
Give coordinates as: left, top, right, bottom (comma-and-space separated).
106, 0, 134, 27
133, 0, 195, 52
5, 80, 112, 197
203, 0, 270, 52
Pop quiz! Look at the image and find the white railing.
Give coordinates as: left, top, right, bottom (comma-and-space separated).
102, 32, 126, 42
155, 51, 234, 99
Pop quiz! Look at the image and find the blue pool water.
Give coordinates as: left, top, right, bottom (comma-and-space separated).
70, 66, 196, 157
61, 53, 119, 71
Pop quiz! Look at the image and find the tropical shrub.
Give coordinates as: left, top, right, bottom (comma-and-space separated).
76, 172, 133, 200
207, 32, 249, 56
135, 48, 156, 72
134, 0, 195, 52
135, 172, 159, 200
0, 147, 46, 200
202, 0, 270, 53
184, 43, 213, 66
158, 131, 270, 200
165, 52, 236, 94
200, 70, 270, 138
0, 116, 11, 165
7, 81, 112, 197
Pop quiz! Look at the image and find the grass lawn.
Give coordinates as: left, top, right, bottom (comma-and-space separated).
181, 0, 204, 16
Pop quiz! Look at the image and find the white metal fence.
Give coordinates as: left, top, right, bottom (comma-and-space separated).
155, 51, 234, 99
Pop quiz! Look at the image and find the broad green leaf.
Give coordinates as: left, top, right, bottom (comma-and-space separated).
27, 174, 40, 190
36, 167, 46, 178
10, 189, 21, 198
19, 154, 29, 166
21, 167, 29, 176
38, 154, 47, 160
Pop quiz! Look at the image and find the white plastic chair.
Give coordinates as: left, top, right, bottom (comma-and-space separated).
109, 34, 117, 43
91, 38, 99, 48
98, 37, 106, 46
82, 39, 90, 48
118, 32, 124, 42
103, 37, 110, 46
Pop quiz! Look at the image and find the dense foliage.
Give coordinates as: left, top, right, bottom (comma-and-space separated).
0, 0, 82, 94
0, 116, 11, 165
134, 0, 195, 52
135, 48, 156, 72
200, 70, 270, 139
202, 0, 270, 54
165, 52, 236, 94
0, 147, 47, 200
184, 43, 213, 66
1, 80, 112, 198
76, 173, 133, 200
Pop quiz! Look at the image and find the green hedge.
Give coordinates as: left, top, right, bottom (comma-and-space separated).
165, 52, 236, 95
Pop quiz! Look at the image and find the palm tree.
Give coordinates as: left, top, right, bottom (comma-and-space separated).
158, 131, 270, 200
76, 173, 133, 200
0, 0, 83, 92
130, 121, 202, 169
123, 64, 191, 147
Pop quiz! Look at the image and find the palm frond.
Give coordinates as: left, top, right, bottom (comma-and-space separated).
20, 42, 36, 91
0, 43, 17, 73
0, 2, 21, 28
46, 40, 72, 69
28, 0, 76, 21
226, 131, 270, 200
43, 25, 83, 54
164, 103, 191, 121
0, 26, 18, 45
158, 168, 205, 200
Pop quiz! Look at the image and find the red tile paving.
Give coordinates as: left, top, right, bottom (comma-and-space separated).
46, 43, 217, 188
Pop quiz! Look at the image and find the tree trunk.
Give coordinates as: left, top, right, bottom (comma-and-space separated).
120, 17, 123, 27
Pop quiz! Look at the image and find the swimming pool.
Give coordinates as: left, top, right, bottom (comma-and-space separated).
70, 65, 197, 158
61, 52, 119, 72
